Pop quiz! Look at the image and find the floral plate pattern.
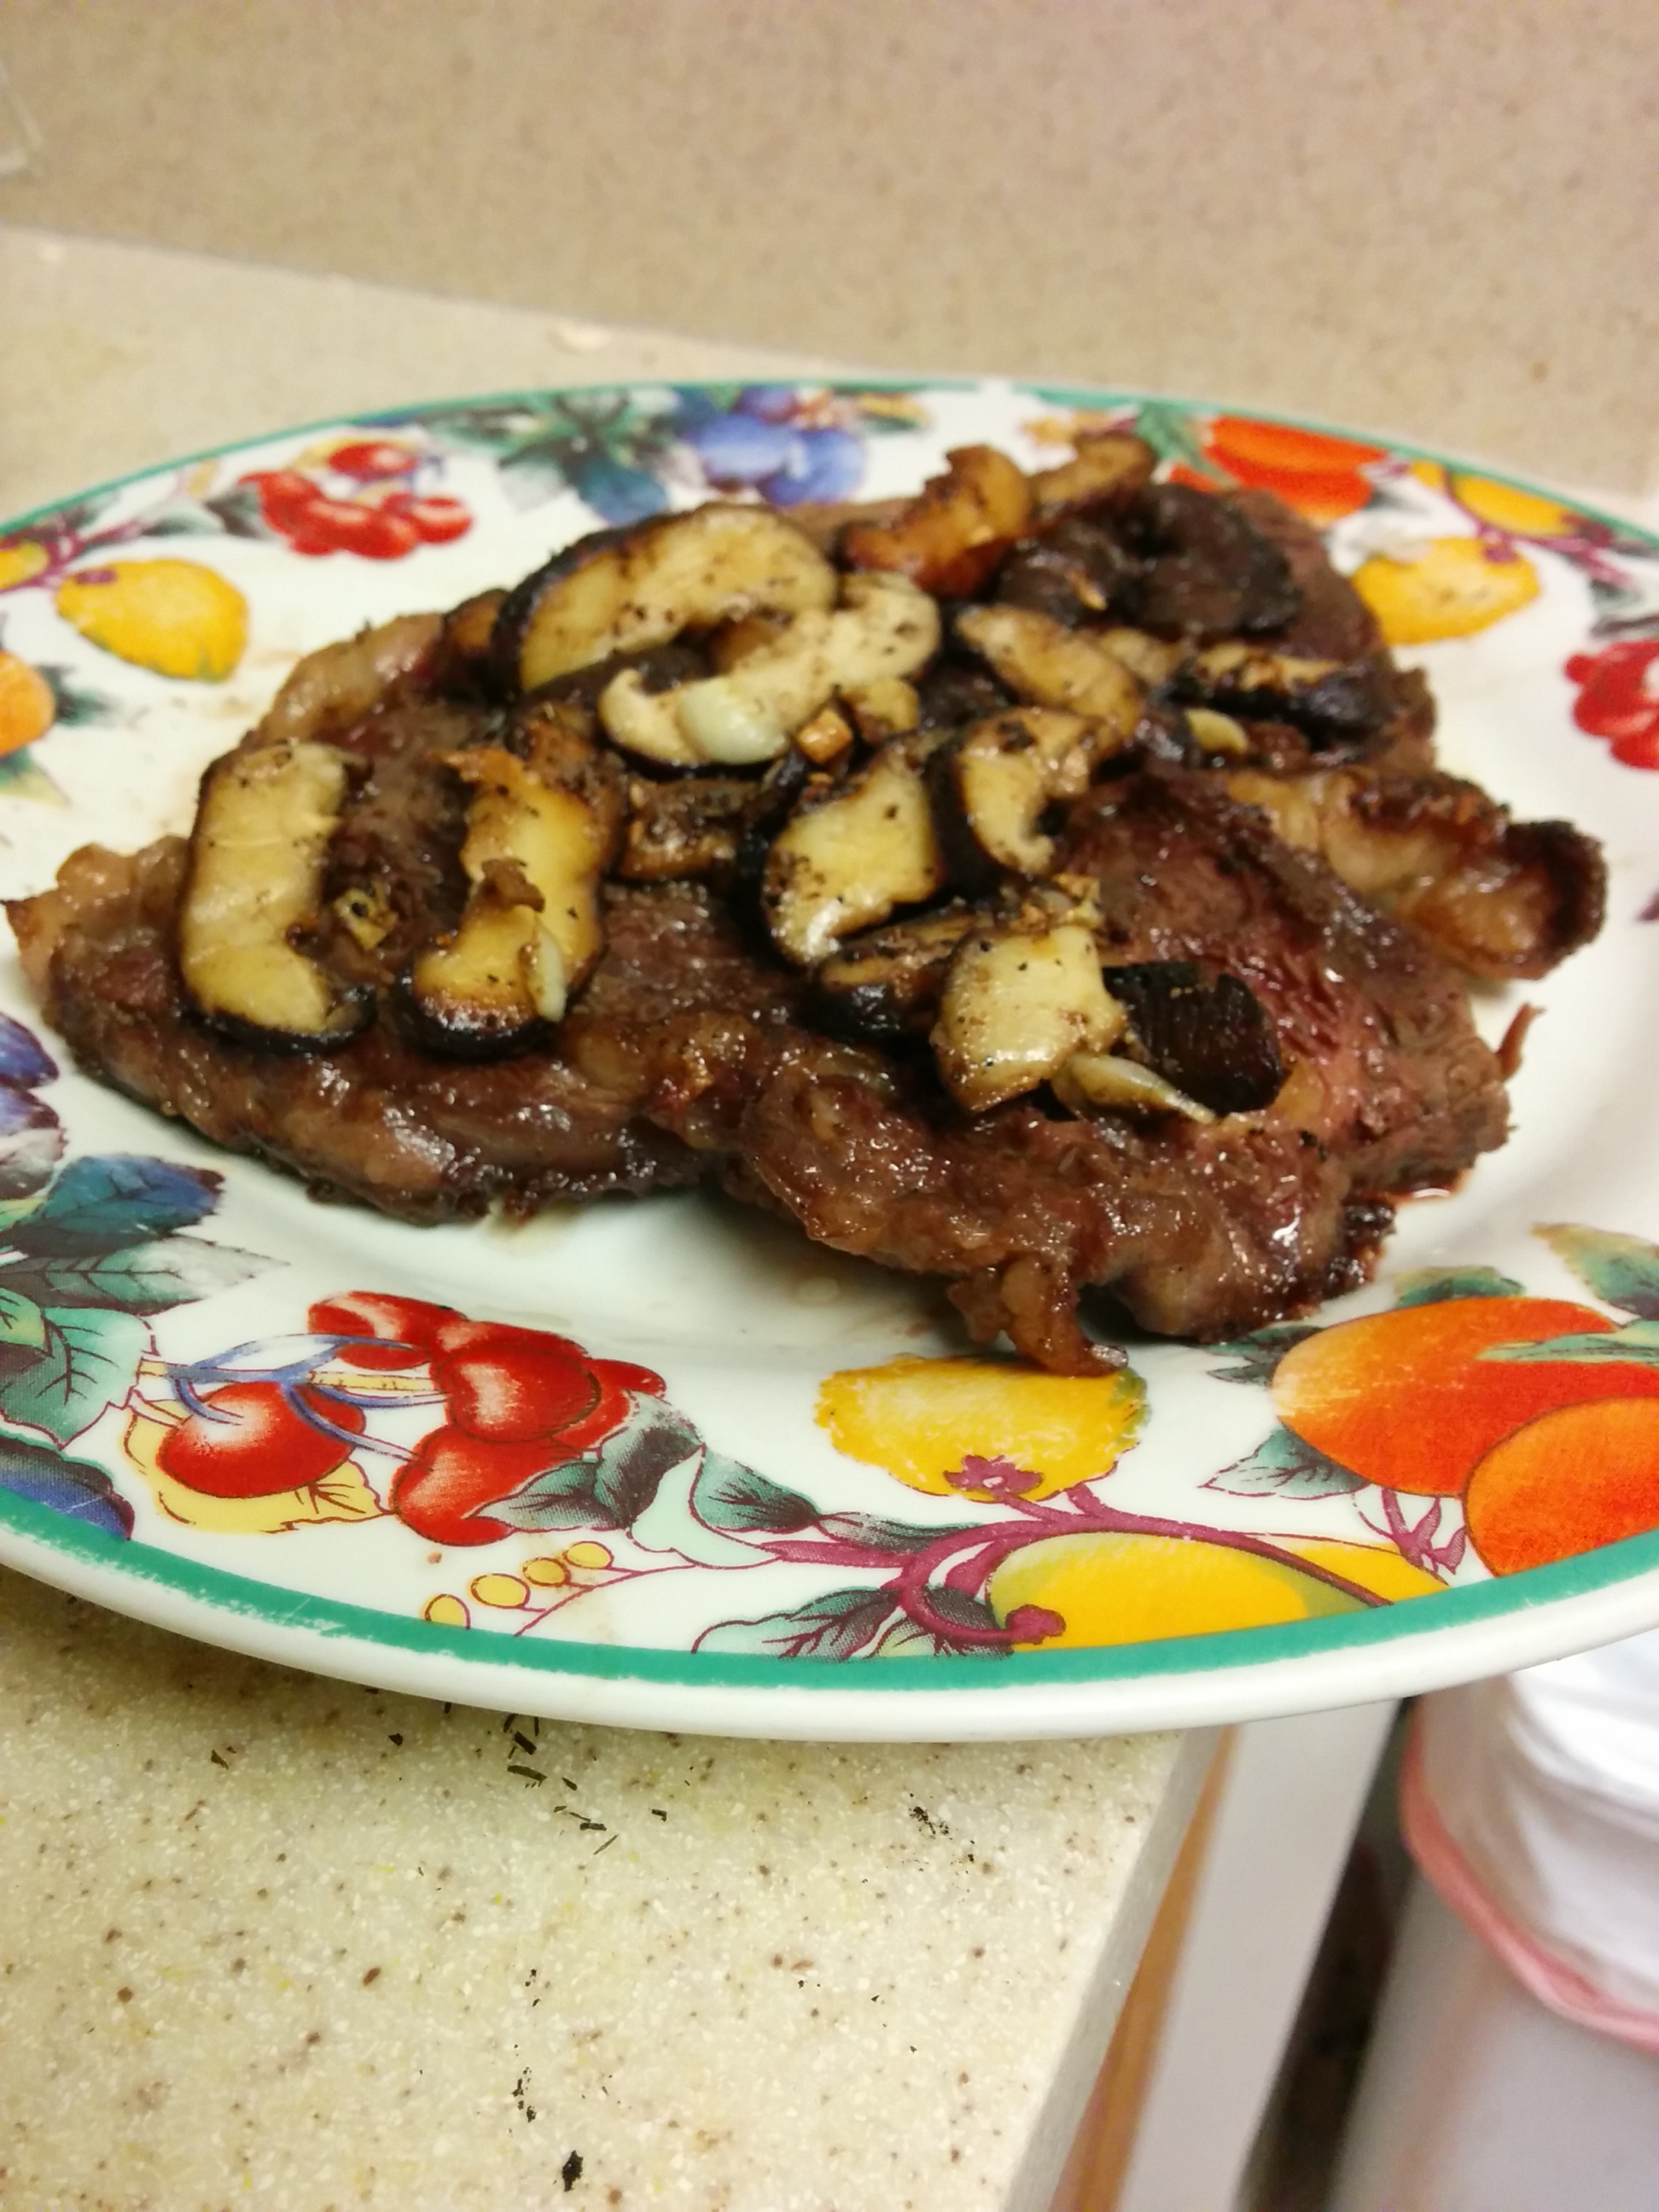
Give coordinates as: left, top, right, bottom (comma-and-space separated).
2, 379, 1659, 1742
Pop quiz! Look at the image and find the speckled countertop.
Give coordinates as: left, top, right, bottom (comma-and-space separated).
0, 226, 1212, 2212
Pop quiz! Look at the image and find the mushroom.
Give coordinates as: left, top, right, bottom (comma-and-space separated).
495, 504, 838, 694
1101, 960, 1284, 1115
408, 736, 622, 1051
841, 445, 1033, 597
178, 740, 368, 1046
761, 735, 947, 967
930, 918, 1126, 1113
1182, 643, 1393, 744
1051, 1053, 1215, 1124
615, 774, 754, 883
1121, 483, 1300, 638
954, 604, 1144, 741
1027, 431, 1157, 520
994, 517, 1137, 628
813, 905, 976, 1039
599, 573, 940, 769
930, 708, 1109, 886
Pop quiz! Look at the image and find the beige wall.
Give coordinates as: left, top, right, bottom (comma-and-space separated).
2, 0, 1654, 489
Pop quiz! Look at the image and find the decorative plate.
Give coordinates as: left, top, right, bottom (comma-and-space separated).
2, 379, 1659, 1742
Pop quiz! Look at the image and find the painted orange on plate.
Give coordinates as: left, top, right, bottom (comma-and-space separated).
1272, 1297, 1659, 1498
1465, 1398, 1659, 1574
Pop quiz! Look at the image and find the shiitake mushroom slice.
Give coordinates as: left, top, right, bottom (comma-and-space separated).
1100, 960, 1284, 1115
1120, 483, 1300, 640
841, 444, 1033, 598
813, 905, 976, 1040
598, 573, 940, 769
178, 740, 370, 1049
760, 735, 947, 967
493, 504, 839, 696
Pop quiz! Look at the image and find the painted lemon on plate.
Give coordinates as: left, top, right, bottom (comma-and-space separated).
0, 654, 55, 755
1352, 537, 1540, 645
817, 1354, 1145, 1503
0, 540, 49, 592
987, 1533, 1443, 1648
55, 558, 248, 680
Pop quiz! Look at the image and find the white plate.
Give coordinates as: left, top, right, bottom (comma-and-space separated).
2, 378, 1658, 1740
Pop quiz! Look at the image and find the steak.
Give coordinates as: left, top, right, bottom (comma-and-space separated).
6, 439, 1604, 1371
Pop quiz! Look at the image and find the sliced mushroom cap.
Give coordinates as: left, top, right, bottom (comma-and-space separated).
930, 708, 1105, 886
761, 736, 947, 967
994, 516, 1137, 628
841, 445, 1033, 598
409, 742, 621, 1051
814, 905, 975, 1039
1101, 961, 1284, 1115
1183, 643, 1393, 744
616, 773, 754, 883
497, 504, 838, 694
256, 612, 443, 747
1051, 1052, 1215, 1124
1121, 483, 1300, 639
599, 573, 940, 768
179, 741, 367, 1046
931, 920, 1126, 1113
1027, 431, 1156, 521
955, 604, 1144, 740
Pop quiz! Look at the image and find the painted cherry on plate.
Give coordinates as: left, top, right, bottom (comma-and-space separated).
1566, 641, 1659, 769
155, 1382, 365, 1500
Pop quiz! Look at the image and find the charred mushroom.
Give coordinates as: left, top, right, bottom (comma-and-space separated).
930, 708, 1109, 886
600, 573, 940, 769
761, 735, 947, 966
496, 504, 838, 695
954, 604, 1144, 740
814, 905, 975, 1039
841, 445, 1033, 597
616, 774, 754, 883
931, 917, 1126, 1113
1121, 483, 1300, 638
1182, 643, 1393, 745
178, 740, 367, 1045
1027, 431, 1156, 521
409, 738, 622, 1051
1101, 961, 1284, 1115
994, 517, 1138, 628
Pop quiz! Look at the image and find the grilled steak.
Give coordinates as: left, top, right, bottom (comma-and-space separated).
6, 435, 1606, 1370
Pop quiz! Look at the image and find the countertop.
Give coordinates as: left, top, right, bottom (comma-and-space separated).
0, 223, 1211, 2212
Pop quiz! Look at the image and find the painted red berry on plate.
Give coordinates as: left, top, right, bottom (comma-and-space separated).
1565, 639, 1659, 764
329, 439, 418, 482
434, 1341, 602, 1443
155, 1382, 365, 1499
381, 492, 471, 544
241, 469, 325, 534
308, 1291, 466, 1371
391, 1425, 554, 1545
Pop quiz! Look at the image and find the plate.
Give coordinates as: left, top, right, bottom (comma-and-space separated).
2, 378, 1659, 1742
